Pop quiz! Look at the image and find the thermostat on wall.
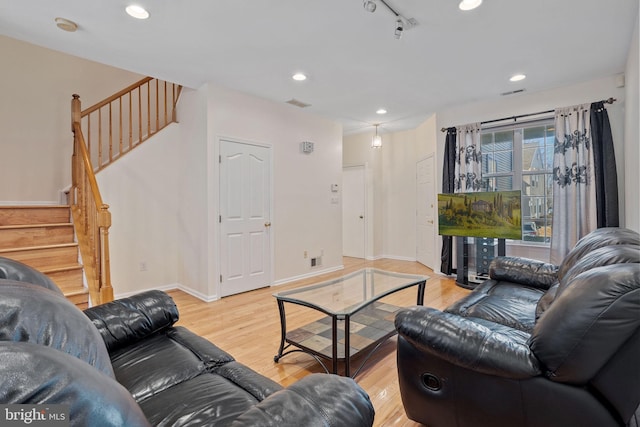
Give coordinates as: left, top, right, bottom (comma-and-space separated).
301, 141, 314, 153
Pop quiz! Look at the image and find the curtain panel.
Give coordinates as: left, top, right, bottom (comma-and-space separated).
550, 104, 597, 264
454, 123, 483, 193
440, 128, 457, 275
590, 101, 619, 228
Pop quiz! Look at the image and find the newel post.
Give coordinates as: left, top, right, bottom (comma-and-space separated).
71, 94, 81, 130
98, 203, 114, 303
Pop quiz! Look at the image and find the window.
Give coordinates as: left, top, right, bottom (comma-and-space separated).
480, 119, 554, 243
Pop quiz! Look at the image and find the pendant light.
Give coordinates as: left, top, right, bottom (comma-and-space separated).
372, 124, 382, 148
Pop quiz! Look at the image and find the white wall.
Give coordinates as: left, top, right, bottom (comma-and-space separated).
435, 75, 627, 264
97, 82, 345, 299
0, 36, 143, 203
175, 86, 210, 298
345, 75, 629, 267
342, 114, 441, 263
624, 15, 639, 233
206, 84, 344, 287
97, 124, 182, 296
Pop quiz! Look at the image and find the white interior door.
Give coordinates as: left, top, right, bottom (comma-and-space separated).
220, 139, 271, 297
343, 165, 366, 258
416, 154, 436, 269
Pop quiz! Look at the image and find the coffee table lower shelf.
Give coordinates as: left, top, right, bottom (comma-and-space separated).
273, 302, 400, 378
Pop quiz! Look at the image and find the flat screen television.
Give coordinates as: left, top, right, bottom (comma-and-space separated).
438, 190, 522, 240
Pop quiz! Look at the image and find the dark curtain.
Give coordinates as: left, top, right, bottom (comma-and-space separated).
590, 101, 619, 227
440, 127, 457, 275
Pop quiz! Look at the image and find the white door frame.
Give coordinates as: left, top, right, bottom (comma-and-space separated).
216, 136, 274, 298
416, 153, 436, 270
343, 163, 374, 260
343, 164, 367, 258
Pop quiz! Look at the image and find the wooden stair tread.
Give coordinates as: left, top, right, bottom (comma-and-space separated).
0, 205, 90, 309
60, 286, 88, 296
39, 263, 84, 274
0, 205, 70, 209
0, 223, 72, 230
0, 242, 78, 253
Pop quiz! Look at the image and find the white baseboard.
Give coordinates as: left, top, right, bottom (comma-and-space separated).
378, 254, 417, 262
114, 283, 219, 303
272, 264, 345, 287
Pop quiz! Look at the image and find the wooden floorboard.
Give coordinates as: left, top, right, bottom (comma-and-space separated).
171, 257, 470, 427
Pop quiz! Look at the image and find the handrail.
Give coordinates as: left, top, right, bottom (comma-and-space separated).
81, 77, 154, 116
70, 114, 113, 305
70, 77, 182, 305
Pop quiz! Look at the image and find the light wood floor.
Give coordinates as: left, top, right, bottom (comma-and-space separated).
170, 257, 470, 427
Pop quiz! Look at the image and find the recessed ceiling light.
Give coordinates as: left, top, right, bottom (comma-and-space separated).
55, 17, 78, 32
510, 74, 527, 82
126, 5, 149, 19
376, 109, 387, 115
459, 0, 482, 11
292, 73, 307, 81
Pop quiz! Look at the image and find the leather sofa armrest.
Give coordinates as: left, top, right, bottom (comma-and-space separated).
0, 341, 151, 427
489, 256, 558, 290
84, 290, 179, 353
395, 306, 541, 379
230, 374, 375, 427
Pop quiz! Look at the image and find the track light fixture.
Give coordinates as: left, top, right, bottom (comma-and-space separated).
394, 18, 404, 39
363, 0, 416, 40
363, 0, 377, 13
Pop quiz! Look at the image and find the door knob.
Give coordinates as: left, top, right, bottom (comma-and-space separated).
428, 220, 434, 224
359, 215, 364, 219
265, 222, 271, 227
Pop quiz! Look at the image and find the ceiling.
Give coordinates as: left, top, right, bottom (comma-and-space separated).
0, 0, 637, 135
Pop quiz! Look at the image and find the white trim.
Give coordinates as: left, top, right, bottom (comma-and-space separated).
378, 254, 417, 262
272, 264, 344, 287
114, 283, 219, 303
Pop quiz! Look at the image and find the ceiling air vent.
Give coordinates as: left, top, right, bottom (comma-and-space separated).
286, 98, 311, 108
500, 89, 526, 96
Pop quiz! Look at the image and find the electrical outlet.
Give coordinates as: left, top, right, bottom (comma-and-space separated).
139, 261, 147, 271
303, 250, 308, 258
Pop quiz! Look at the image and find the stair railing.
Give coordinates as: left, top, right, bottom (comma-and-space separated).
77, 77, 182, 173
70, 77, 182, 305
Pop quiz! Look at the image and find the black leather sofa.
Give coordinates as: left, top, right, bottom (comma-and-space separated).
0, 257, 375, 426
395, 227, 640, 427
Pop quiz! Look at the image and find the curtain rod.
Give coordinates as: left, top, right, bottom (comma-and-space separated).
440, 97, 617, 132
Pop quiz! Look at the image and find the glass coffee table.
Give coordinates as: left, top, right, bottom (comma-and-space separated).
273, 268, 427, 377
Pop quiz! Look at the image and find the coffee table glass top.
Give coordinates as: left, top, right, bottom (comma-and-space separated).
273, 268, 428, 316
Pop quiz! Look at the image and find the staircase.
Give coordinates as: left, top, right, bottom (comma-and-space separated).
0, 205, 88, 309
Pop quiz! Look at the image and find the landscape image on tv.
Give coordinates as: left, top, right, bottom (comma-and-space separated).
438, 190, 522, 240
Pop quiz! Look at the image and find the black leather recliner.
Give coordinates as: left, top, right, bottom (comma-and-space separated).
0, 257, 375, 427
395, 227, 640, 427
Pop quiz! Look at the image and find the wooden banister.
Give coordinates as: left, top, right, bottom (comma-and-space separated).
79, 77, 182, 173
70, 77, 181, 305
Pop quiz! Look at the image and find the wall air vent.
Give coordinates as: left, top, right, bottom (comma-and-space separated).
500, 89, 526, 96
286, 98, 311, 108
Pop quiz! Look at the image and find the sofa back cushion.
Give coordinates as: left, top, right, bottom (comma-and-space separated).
557, 227, 640, 281
558, 245, 639, 293
0, 279, 115, 378
529, 264, 639, 384
84, 290, 179, 353
536, 245, 640, 320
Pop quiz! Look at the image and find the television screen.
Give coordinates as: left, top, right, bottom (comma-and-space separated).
438, 190, 522, 240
